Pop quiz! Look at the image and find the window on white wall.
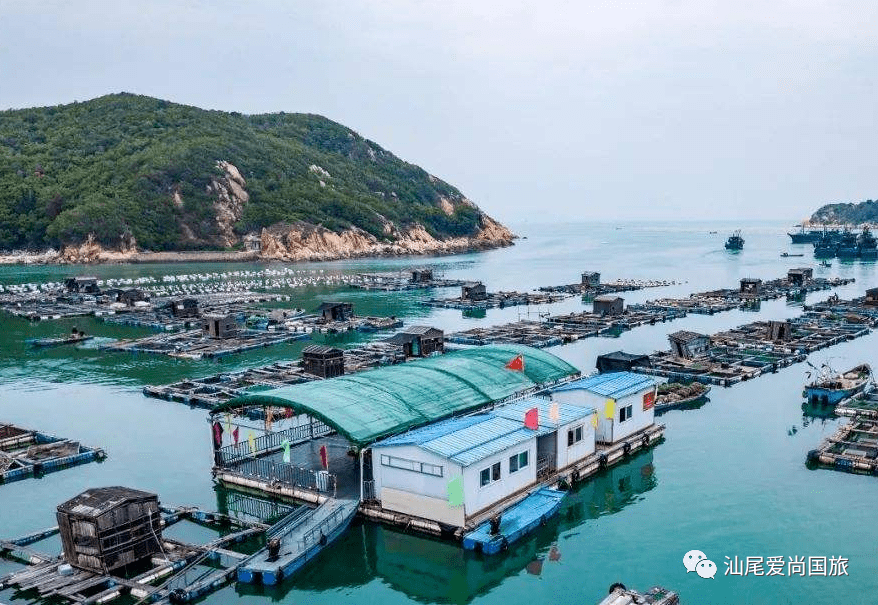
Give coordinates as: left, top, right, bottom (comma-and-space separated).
481, 461, 501, 486
619, 405, 633, 423
509, 450, 529, 473
567, 425, 583, 446
380, 454, 443, 477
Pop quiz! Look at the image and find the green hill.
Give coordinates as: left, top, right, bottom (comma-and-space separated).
810, 200, 878, 225
0, 93, 506, 252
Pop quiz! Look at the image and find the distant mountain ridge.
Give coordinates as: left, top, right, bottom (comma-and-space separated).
0, 93, 513, 262
809, 199, 878, 225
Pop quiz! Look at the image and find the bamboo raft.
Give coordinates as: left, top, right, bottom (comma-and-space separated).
0, 424, 106, 484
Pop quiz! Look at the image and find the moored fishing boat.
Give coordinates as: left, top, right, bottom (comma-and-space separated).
26, 328, 93, 347
654, 382, 711, 413
803, 363, 873, 407
724, 230, 744, 250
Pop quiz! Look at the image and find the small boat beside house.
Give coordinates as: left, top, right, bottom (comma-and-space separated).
803, 363, 874, 407
654, 382, 710, 413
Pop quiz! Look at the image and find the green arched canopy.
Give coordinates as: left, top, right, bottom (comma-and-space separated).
211, 344, 579, 446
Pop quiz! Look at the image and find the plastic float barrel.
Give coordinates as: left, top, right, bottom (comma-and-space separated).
623, 442, 632, 456
599, 453, 608, 469
641, 434, 650, 448
608, 582, 626, 594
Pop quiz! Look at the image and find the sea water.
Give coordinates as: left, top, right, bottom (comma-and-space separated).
1, 220, 877, 605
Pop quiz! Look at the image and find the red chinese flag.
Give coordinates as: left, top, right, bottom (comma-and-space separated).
643, 390, 655, 411
524, 407, 539, 429
232, 427, 239, 446
319, 444, 329, 470
506, 354, 524, 372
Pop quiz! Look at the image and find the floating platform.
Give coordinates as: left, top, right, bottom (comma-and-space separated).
0, 424, 105, 484
422, 291, 569, 311
350, 272, 467, 291
101, 329, 309, 359
654, 382, 711, 413
462, 487, 565, 554
237, 498, 358, 585
539, 279, 676, 295
807, 416, 878, 475
837, 392, 878, 419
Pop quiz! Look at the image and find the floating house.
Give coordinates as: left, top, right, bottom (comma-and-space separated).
667, 330, 710, 359
865, 287, 878, 307
461, 282, 488, 302
202, 313, 238, 339
56, 487, 161, 574
410, 269, 433, 283
302, 344, 345, 378
768, 320, 793, 342
593, 295, 623, 316
581, 271, 601, 288
384, 326, 444, 357
740, 277, 762, 297
551, 372, 656, 445
596, 351, 651, 373
120, 288, 150, 307
788, 268, 813, 286
64, 276, 100, 294
170, 297, 200, 318
316, 301, 354, 322
370, 398, 595, 527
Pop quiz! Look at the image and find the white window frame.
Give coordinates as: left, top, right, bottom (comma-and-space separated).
380, 454, 443, 477
480, 461, 501, 487
619, 404, 634, 423
509, 450, 529, 473
568, 425, 584, 447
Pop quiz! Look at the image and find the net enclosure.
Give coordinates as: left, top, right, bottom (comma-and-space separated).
211, 344, 579, 446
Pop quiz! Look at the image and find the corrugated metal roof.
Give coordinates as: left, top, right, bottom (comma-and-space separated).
373, 399, 593, 466
552, 372, 655, 399
214, 344, 580, 446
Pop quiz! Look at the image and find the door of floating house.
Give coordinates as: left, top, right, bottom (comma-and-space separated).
536, 432, 557, 477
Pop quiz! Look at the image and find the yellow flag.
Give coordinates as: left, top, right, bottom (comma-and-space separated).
248, 432, 256, 455
225, 413, 232, 435
591, 413, 598, 428
549, 402, 560, 424
604, 399, 615, 419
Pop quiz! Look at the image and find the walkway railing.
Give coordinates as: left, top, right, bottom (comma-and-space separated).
299, 504, 349, 549
361, 480, 376, 502
218, 421, 334, 465
228, 457, 337, 495
537, 453, 556, 478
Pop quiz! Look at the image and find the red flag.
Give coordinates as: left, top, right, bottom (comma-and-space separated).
506, 354, 524, 372
524, 407, 538, 430
319, 444, 328, 470
643, 390, 655, 411
232, 426, 239, 446
285, 407, 294, 419
212, 422, 224, 448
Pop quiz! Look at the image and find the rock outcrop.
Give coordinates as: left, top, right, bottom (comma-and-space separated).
208, 161, 249, 247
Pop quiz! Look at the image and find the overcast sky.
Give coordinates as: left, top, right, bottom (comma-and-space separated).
2, 0, 876, 223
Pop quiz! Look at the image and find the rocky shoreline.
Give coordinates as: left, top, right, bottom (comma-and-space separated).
0, 219, 515, 265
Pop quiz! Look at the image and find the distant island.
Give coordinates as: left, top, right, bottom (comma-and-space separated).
809, 199, 878, 225
0, 93, 513, 264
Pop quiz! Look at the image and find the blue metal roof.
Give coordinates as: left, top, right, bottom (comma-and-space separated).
372, 399, 593, 467
552, 372, 655, 399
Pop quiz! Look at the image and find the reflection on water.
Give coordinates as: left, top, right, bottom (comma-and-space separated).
234, 450, 656, 604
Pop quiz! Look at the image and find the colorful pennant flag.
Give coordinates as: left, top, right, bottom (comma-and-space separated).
233, 426, 239, 446
282, 439, 291, 463
224, 413, 232, 436
266, 407, 273, 432
505, 354, 524, 372
604, 399, 615, 419
447, 475, 464, 507
212, 422, 224, 448
247, 432, 256, 455
319, 444, 329, 470
285, 406, 294, 419
643, 390, 655, 411
549, 402, 560, 424
524, 407, 539, 429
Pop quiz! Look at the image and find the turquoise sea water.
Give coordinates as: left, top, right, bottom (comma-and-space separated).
1, 220, 877, 605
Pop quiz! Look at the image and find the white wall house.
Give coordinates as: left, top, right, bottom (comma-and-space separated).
550, 372, 657, 444
370, 398, 594, 528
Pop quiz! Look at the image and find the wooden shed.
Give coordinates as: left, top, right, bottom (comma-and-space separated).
740, 278, 762, 296
596, 351, 651, 373
410, 269, 433, 283
787, 268, 813, 286
581, 271, 601, 288
120, 289, 150, 307
316, 302, 354, 322
170, 298, 200, 318
64, 277, 100, 294
461, 282, 487, 301
593, 295, 623, 316
768, 320, 793, 342
202, 314, 238, 339
56, 487, 161, 574
384, 326, 444, 357
668, 331, 710, 359
865, 287, 878, 307
302, 344, 345, 378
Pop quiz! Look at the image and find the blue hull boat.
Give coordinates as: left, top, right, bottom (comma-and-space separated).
462, 487, 565, 555
804, 364, 873, 407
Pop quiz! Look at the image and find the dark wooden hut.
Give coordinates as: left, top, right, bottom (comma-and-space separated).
316, 302, 354, 322
384, 326, 444, 357
302, 344, 345, 378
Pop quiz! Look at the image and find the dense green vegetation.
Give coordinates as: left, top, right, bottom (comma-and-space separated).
0, 93, 485, 250
811, 200, 878, 224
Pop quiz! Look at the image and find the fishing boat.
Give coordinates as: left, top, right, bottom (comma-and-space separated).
803, 363, 874, 407
858, 226, 877, 259
724, 230, 744, 250
654, 382, 711, 413
836, 228, 859, 259
820, 259, 832, 267
780, 252, 804, 257
27, 328, 93, 347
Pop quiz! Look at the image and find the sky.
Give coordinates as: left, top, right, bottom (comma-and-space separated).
1, 0, 877, 224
